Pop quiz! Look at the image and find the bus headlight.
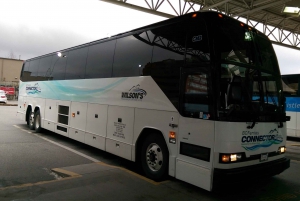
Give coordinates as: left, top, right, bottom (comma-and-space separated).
220, 153, 243, 163
278, 146, 286, 154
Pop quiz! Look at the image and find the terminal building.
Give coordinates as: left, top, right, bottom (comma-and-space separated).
0, 57, 23, 99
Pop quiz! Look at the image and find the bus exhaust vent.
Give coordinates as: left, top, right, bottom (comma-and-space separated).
57, 126, 67, 132
58, 105, 69, 125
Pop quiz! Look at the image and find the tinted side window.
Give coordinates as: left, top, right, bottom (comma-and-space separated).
21, 62, 31, 81
85, 40, 116, 78
65, 47, 88, 80
50, 52, 68, 80
150, 21, 186, 63
112, 35, 153, 77
144, 23, 186, 109
28, 59, 40, 81
282, 75, 300, 97
38, 56, 53, 81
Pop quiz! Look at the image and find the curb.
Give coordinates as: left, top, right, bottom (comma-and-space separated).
0, 103, 18, 106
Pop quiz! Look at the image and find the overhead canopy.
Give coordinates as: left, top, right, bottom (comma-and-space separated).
101, 0, 300, 50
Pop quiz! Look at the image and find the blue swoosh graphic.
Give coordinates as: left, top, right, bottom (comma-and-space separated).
243, 139, 283, 151
38, 78, 127, 101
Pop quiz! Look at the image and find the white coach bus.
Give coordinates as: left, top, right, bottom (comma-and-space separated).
282, 74, 300, 138
17, 11, 290, 191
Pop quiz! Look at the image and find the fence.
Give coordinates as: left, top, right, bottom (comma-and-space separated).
0, 81, 19, 100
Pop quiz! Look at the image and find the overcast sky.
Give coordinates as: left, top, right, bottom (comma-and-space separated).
0, 0, 299, 75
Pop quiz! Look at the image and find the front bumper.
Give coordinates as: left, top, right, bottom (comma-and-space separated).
213, 157, 290, 190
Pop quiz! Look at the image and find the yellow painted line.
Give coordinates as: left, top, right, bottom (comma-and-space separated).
290, 144, 300, 147
14, 125, 168, 186
96, 161, 118, 168
0, 173, 81, 191
13, 124, 168, 186
52, 168, 81, 177
95, 162, 169, 186
291, 160, 300, 164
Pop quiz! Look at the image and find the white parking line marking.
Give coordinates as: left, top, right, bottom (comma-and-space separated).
36, 134, 100, 163
14, 125, 100, 163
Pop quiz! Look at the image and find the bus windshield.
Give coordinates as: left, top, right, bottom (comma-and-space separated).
215, 18, 284, 122
219, 64, 283, 121
216, 17, 279, 74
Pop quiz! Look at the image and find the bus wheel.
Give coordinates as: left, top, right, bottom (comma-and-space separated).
28, 111, 35, 130
141, 133, 169, 181
34, 110, 42, 133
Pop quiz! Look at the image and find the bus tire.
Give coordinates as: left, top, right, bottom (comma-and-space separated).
141, 133, 169, 181
34, 110, 42, 133
28, 111, 35, 130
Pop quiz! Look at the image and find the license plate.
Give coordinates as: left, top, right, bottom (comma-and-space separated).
260, 153, 268, 162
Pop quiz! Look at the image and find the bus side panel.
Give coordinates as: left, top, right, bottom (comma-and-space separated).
176, 117, 215, 191
43, 99, 57, 131
17, 95, 26, 121
69, 102, 87, 143
69, 102, 87, 130
17, 81, 26, 121
84, 103, 108, 150
133, 108, 179, 177
286, 111, 297, 137
297, 112, 300, 137
106, 105, 134, 160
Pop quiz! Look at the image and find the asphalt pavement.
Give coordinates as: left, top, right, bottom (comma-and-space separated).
0, 100, 18, 106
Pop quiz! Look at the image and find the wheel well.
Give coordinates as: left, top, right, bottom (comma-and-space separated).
25, 105, 32, 122
135, 128, 169, 163
34, 107, 40, 113
25, 106, 40, 122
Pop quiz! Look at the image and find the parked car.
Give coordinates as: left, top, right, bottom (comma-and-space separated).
0, 90, 7, 104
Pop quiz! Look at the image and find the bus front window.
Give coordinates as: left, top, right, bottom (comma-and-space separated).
219, 63, 283, 121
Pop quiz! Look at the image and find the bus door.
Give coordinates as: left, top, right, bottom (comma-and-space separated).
176, 67, 214, 191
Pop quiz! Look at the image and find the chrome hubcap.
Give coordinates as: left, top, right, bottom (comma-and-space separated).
29, 113, 34, 126
35, 114, 40, 129
146, 143, 163, 172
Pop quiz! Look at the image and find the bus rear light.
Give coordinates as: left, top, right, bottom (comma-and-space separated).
72, 113, 75, 117
169, 131, 176, 144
